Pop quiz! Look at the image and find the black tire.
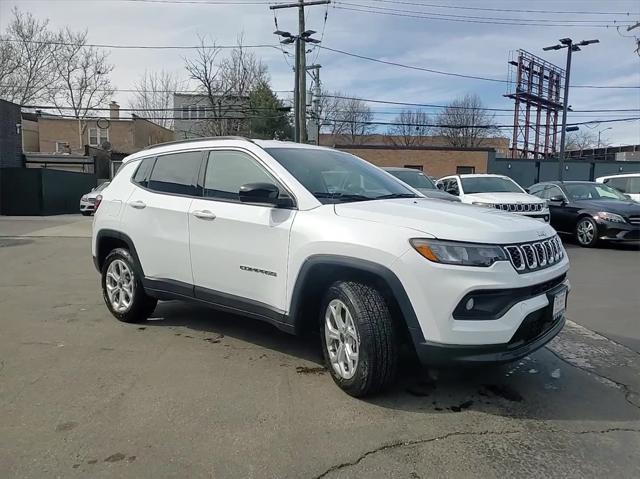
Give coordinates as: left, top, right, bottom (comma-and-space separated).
575, 217, 599, 248
81, 211, 92, 216
101, 248, 157, 323
320, 281, 398, 397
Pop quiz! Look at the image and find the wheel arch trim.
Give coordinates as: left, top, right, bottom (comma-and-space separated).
95, 229, 144, 276
288, 254, 424, 342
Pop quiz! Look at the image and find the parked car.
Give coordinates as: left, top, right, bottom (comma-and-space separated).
92, 138, 569, 397
437, 174, 549, 222
595, 173, 640, 202
80, 181, 110, 216
382, 167, 460, 202
528, 181, 640, 247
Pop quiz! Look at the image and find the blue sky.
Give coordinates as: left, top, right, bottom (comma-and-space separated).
1, 0, 639, 145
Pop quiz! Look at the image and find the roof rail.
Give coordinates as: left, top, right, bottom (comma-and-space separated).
142, 136, 253, 151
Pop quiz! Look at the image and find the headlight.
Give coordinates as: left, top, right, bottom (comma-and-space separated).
471, 202, 493, 208
410, 239, 507, 267
81, 196, 87, 201
595, 212, 626, 223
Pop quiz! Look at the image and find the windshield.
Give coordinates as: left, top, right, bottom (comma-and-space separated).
388, 170, 436, 190
461, 176, 524, 194
95, 182, 110, 192
265, 148, 417, 203
564, 183, 629, 201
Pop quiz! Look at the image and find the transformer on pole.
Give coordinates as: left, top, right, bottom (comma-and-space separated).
505, 50, 565, 159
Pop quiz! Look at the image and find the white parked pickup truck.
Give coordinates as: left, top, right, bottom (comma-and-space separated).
92, 138, 569, 397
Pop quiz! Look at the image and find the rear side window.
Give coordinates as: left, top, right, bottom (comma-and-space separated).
203, 150, 275, 201
147, 151, 203, 196
132, 157, 155, 187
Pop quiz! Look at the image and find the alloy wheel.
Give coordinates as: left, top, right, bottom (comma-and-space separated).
324, 299, 360, 380
105, 259, 135, 313
577, 220, 595, 245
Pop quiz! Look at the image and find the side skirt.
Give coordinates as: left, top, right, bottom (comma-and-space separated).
142, 278, 295, 334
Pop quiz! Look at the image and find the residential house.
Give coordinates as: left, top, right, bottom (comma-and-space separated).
173, 93, 250, 139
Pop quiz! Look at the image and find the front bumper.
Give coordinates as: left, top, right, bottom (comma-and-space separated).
597, 220, 640, 242
413, 281, 568, 365
80, 200, 95, 212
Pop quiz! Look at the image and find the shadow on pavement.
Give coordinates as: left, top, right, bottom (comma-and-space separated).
148, 300, 640, 425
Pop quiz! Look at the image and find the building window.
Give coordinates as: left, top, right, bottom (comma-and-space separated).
198, 105, 206, 119
181, 108, 189, 120
55, 141, 69, 153
88, 127, 109, 147
456, 166, 475, 174
404, 165, 423, 171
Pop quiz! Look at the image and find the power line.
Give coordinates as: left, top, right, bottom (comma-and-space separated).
336, 1, 629, 24
0, 38, 280, 50
332, 5, 635, 28
367, 0, 638, 17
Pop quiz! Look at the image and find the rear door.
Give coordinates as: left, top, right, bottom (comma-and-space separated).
188, 149, 296, 313
122, 151, 203, 288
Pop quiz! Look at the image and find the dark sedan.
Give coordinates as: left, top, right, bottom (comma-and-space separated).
529, 181, 640, 247
383, 167, 460, 202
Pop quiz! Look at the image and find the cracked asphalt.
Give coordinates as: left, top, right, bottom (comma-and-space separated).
1, 217, 639, 478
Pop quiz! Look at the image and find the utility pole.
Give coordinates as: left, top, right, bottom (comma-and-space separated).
543, 37, 599, 182
307, 64, 321, 144
271, 0, 329, 143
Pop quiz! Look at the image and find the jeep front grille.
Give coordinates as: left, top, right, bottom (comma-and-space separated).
504, 236, 564, 273
494, 203, 544, 213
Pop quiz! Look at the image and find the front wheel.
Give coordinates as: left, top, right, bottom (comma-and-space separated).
101, 248, 157, 323
576, 217, 599, 247
320, 281, 398, 397
80, 211, 91, 216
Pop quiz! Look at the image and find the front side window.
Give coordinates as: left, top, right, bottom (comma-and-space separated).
564, 183, 628, 201
460, 176, 524, 194
147, 151, 202, 196
265, 148, 416, 203
627, 177, 640, 194
604, 177, 629, 193
204, 150, 275, 201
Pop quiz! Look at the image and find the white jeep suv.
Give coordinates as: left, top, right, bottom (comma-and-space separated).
437, 174, 550, 222
92, 138, 569, 397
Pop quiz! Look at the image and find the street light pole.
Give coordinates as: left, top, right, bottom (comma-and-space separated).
543, 37, 599, 182
597, 127, 612, 149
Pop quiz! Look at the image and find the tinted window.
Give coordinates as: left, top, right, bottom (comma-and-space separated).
266, 148, 416, 203
604, 177, 629, 193
628, 177, 640, 194
545, 186, 564, 200
528, 185, 544, 197
390, 170, 436, 190
461, 176, 523, 194
564, 183, 628, 201
148, 151, 202, 196
132, 157, 156, 187
204, 150, 275, 201
442, 179, 459, 195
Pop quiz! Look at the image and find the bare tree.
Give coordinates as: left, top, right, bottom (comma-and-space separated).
386, 110, 432, 146
436, 93, 499, 148
0, 8, 60, 104
184, 35, 268, 136
130, 70, 181, 129
319, 92, 374, 144
48, 28, 114, 119
565, 129, 599, 151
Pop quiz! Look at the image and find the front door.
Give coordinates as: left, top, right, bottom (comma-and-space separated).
189, 149, 296, 313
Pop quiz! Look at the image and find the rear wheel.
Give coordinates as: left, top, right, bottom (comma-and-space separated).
101, 248, 157, 323
576, 217, 599, 247
320, 281, 398, 397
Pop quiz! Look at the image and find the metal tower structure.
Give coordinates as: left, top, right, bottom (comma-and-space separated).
505, 50, 565, 159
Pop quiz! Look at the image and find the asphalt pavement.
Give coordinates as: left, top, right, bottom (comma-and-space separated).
0, 216, 639, 478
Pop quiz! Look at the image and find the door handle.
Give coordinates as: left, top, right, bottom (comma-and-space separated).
193, 209, 216, 220
130, 200, 146, 209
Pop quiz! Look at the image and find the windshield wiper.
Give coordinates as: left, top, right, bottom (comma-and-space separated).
374, 193, 419, 200
312, 192, 373, 202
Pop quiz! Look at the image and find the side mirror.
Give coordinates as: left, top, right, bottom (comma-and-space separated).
549, 194, 565, 204
436, 183, 444, 190
239, 182, 294, 208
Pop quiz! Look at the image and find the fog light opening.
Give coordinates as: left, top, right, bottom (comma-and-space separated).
465, 298, 475, 311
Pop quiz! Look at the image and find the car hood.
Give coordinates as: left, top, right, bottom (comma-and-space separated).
417, 189, 460, 202
574, 199, 640, 215
334, 198, 556, 244
464, 192, 544, 204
